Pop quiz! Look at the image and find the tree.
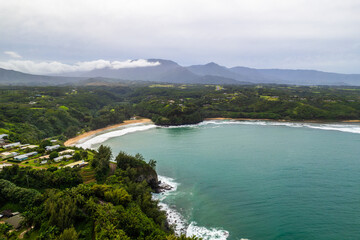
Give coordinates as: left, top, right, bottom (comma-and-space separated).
73, 152, 81, 161
148, 159, 157, 169
0, 223, 14, 240
44, 190, 77, 231
64, 126, 79, 138
56, 227, 78, 240
91, 145, 112, 181
81, 151, 88, 160
49, 151, 59, 159
40, 140, 52, 149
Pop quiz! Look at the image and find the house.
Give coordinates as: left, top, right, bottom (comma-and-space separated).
45, 145, 60, 151
53, 154, 72, 162
1, 210, 13, 218
64, 160, 88, 168
14, 154, 29, 161
25, 151, 38, 157
0, 163, 12, 171
0, 134, 8, 143
5, 214, 24, 229
20, 144, 39, 150
40, 160, 48, 165
0, 134, 8, 139
14, 151, 38, 161
39, 155, 50, 160
59, 149, 75, 155
3, 142, 20, 149
50, 140, 57, 143
0, 151, 18, 159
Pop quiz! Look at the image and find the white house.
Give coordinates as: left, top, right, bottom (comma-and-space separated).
64, 160, 88, 168
3, 142, 20, 149
14, 154, 29, 161
53, 154, 72, 162
59, 149, 75, 155
45, 145, 60, 151
0, 152, 18, 159
20, 145, 38, 150
0, 134, 8, 140
0, 163, 12, 171
26, 152, 38, 157
14, 151, 38, 161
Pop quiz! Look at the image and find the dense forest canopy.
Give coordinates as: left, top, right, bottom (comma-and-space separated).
0, 148, 199, 239
1, 84, 360, 143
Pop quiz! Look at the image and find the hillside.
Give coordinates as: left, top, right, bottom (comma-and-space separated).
0, 68, 84, 86
2, 59, 360, 86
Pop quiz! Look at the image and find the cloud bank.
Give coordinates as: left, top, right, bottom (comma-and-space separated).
4, 51, 22, 59
0, 59, 160, 74
0, 0, 360, 73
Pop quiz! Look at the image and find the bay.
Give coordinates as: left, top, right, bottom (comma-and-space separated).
88, 120, 360, 240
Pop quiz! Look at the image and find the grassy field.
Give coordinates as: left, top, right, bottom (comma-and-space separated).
80, 166, 96, 184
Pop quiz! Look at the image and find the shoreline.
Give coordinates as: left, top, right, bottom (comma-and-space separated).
65, 117, 360, 147
205, 117, 360, 123
64, 118, 152, 146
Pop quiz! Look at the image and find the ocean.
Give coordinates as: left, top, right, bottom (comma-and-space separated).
77, 120, 360, 240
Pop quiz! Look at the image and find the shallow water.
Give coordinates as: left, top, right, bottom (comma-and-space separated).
85, 120, 360, 240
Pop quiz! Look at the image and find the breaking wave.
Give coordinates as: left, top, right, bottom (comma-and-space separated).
153, 176, 230, 239
76, 123, 156, 149
195, 120, 360, 135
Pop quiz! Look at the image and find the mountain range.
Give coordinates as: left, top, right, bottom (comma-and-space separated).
1, 59, 360, 86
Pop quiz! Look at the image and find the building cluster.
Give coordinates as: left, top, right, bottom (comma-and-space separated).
0, 138, 88, 170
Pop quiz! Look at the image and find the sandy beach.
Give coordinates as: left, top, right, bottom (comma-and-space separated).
64, 118, 152, 146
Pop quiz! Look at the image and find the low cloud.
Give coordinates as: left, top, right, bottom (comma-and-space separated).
0, 59, 160, 74
4, 51, 22, 59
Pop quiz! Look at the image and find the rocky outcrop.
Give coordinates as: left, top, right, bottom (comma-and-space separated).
135, 166, 159, 190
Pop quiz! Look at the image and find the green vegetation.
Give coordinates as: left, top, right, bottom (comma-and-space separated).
0, 149, 198, 240
1, 85, 360, 143
1, 83, 360, 238
0, 165, 83, 189
91, 145, 111, 182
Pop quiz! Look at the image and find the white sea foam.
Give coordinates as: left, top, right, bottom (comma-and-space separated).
76, 123, 156, 149
152, 176, 187, 235
186, 222, 230, 240
200, 120, 360, 135
153, 176, 231, 239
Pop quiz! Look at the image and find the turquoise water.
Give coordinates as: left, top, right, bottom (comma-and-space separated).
89, 121, 360, 240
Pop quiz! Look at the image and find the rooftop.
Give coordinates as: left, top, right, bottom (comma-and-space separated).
5, 214, 24, 229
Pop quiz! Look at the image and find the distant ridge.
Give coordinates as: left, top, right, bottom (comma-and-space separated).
1, 59, 360, 86
0, 68, 85, 86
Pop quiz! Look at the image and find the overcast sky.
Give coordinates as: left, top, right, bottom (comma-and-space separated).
1, 0, 360, 74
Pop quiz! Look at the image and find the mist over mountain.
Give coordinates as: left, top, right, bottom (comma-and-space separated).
1, 59, 360, 86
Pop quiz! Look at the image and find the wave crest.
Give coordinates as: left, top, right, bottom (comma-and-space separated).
153, 176, 231, 239
76, 123, 156, 149
200, 120, 360, 134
